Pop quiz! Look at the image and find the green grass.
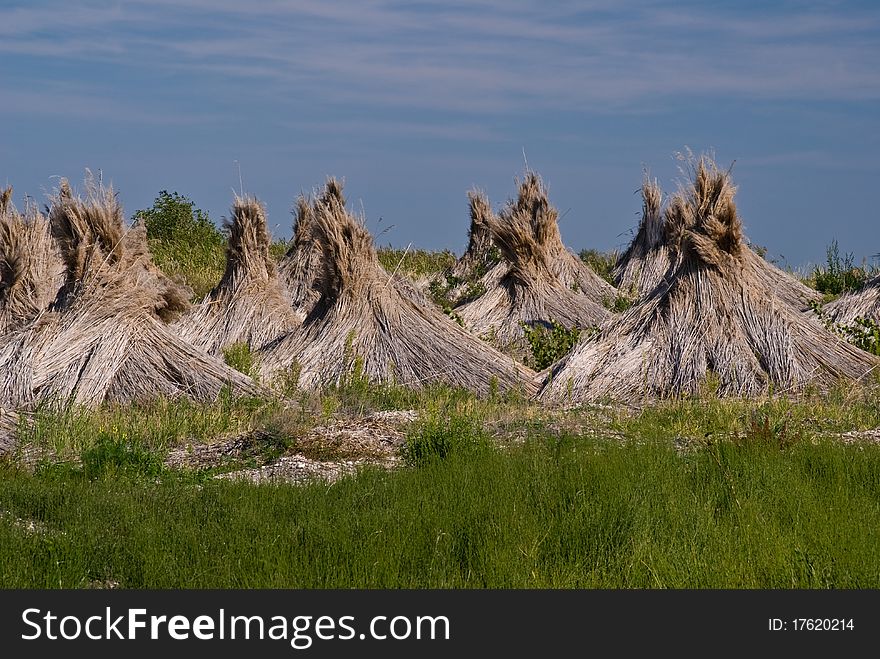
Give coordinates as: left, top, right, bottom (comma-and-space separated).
578, 248, 618, 287
2, 421, 880, 588
377, 246, 456, 280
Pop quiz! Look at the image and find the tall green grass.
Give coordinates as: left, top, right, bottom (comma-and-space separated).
2, 425, 879, 588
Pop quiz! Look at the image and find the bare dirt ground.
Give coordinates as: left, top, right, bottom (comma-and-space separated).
165, 409, 418, 484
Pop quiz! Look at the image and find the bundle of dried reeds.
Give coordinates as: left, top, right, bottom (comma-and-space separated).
0, 176, 261, 408
541, 155, 879, 404
450, 189, 498, 280
612, 176, 670, 299
824, 275, 880, 325
48, 175, 192, 321
279, 187, 328, 317
280, 179, 431, 315
455, 174, 611, 360
258, 185, 537, 396
175, 194, 303, 354
0, 406, 16, 454
0, 187, 64, 335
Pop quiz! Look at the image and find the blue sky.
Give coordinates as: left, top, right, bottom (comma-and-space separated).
1, 0, 878, 270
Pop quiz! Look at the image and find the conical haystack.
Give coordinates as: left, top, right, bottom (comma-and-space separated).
541, 156, 879, 404
258, 187, 537, 396
0, 176, 261, 408
278, 186, 331, 317
175, 194, 303, 354
612, 176, 671, 299
0, 187, 65, 335
48, 176, 193, 322
456, 172, 619, 309
455, 177, 611, 360
745, 248, 821, 313
823, 274, 880, 325
516, 172, 618, 303
280, 178, 433, 313
451, 189, 500, 279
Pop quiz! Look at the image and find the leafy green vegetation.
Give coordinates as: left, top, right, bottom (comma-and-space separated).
523, 320, 585, 370
808, 301, 880, 356
837, 317, 880, 356
134, 190, 226, 298
808, 239, 868, 297
579, 248, 618, 287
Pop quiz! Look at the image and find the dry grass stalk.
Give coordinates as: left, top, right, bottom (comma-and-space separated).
258, 185, 537, 396
175, 194, 303, 354
612, 176, 671, 299
0, 175, 261, 409
824, 274, 880, 325
48, 174, 192, 322
0, 187, 65, 335
455, 173, 611, 359
541, 155, 879, 404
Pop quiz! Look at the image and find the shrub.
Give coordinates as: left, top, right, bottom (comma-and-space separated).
838, 317, 880, 356
523, 320, 585, 370
579, 249, 617, 287
133, 191, 226, 298
810, 240, 867, 296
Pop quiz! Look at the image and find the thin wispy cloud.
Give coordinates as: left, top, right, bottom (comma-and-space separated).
2, 0, 878, 123
2, 1, 877, 264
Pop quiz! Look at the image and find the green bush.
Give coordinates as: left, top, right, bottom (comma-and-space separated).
838, 317, 880, 356
134, 190, 223, 245
810, 240, 867, 296
523, 320, 584, 370
579, 249, 617, 287
133, 191, 226, 298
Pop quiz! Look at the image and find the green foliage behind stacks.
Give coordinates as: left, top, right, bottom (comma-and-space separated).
523, 320, 585, 370
810, 239, 867, 297
133, 190, 226, 299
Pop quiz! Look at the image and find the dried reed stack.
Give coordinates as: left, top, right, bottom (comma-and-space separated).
455, 176, 611, 359
280, 178, 433, 313
457, 173, 619, 309
823, 275, 880, 325
258, 186, 537, 396
48, 176, 192, 321
175, 194, 303, 354
745, 248, 821, 313
518, 172, 618, 303
451, 189, 498, 280
279, 187, 328, 317
0, 406, 16, 454
0, 187, 64, 335
541, 156, 879, 404
0, 176, 261, 408
612, 177, 671, 299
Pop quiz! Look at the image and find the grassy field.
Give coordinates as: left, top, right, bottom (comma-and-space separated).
1, 196, 879, 588
2, 381, 880, 588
